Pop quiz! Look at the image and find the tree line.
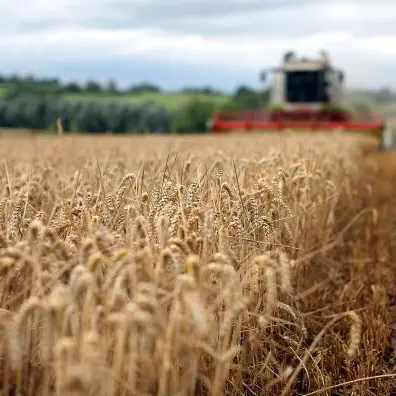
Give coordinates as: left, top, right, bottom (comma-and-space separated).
0, 74, 225, 96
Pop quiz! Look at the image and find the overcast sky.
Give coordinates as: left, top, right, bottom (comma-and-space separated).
0, 0, 395, 91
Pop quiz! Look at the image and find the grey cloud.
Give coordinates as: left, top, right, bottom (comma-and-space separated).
2, 0, 320, 34
12, 0, 393, 40
3, 0, 394, 41
74, 0, 316, 32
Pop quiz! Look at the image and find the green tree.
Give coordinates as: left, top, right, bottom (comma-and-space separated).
128, 83, 161, 94
229, 85, 270, 110
85, 81, 102, 93
63, 82, 82, 93
171, 99, 217, 133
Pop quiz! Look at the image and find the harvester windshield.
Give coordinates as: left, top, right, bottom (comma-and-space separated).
285, 70, 328, 103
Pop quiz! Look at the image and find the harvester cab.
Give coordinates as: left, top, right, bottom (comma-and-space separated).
260, 50, 344, 114
209, 50, 392, 150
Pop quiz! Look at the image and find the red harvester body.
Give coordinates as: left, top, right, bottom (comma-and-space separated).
208, 50, 387, 140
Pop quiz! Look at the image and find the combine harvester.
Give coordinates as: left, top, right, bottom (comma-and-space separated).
208, 51, 395, 150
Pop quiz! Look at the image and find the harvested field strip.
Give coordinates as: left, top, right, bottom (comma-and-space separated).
0, 132, 395, 395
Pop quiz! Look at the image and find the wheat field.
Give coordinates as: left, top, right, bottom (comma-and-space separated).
0, 131, 395, 396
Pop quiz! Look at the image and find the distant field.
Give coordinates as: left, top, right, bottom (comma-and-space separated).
62, 92, 229, 109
